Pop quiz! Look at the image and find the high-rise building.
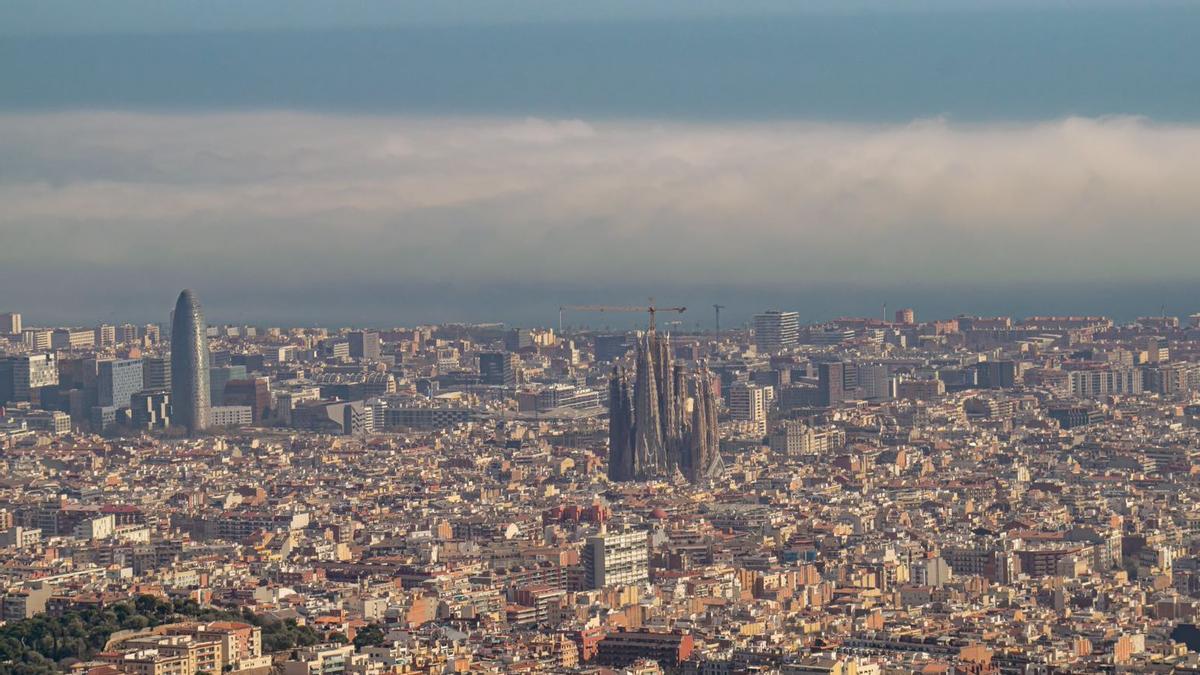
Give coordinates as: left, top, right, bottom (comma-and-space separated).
95, 324, 116, 347
727, 382, 766, 434
170, 289, 211, 434
22, 329, 52, 350
0, 360, 12, 403
3, 354, 58, 403
209, 365, 247, 406
594, 334, 630, 363
505, 328, 535, 352
51, 329, 95, 350
118, 324, 139, 344
855, 363, 894, 400
894, 308, 916, 325
143, 356, 171, 391
224, 377, 271, 422
97, 358, 144, 409
581, 528, 649, 589
976, 360, 1017, 389
319, 339, 350, 360
130, 389, 171, 430
753, 311, 800, 353
479, 352, 520, 386
817, 361, 845, 407
347, 330, 381, 360
608, 332, 722, 483
0, 312, 20, 335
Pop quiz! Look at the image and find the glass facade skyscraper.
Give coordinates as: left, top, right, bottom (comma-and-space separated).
97, 358, 144, 408
171, 289, 210, 433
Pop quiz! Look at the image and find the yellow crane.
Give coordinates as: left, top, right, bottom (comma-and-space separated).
559, 299, 686, 333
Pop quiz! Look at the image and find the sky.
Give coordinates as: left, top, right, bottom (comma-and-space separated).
2, 1, 1199, 328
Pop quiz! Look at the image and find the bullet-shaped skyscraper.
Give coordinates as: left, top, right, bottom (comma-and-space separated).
171, 289, 210, 434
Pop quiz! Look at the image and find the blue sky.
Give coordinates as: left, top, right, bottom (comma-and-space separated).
4, 1, 1190, 35
2, 2, 1199, 326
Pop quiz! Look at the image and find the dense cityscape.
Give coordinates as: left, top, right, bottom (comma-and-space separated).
5, 290, 1200, 673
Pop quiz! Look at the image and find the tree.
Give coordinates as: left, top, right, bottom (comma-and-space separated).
352, 624, 385, 649
0, 594, 322, 670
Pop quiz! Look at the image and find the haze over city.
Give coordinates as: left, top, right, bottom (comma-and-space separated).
4, 1, 1200, 325
7, 3, 1200, 675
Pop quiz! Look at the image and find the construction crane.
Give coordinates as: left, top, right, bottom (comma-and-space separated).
559, 300, 686, 333
713, 304, 725, 333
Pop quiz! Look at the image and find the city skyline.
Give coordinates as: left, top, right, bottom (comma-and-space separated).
7, 3, 1200, 673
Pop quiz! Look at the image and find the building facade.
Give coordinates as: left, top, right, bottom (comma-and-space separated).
754, 311, 800, 352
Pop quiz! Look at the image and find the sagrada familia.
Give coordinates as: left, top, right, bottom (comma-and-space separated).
608, 331, 724, 483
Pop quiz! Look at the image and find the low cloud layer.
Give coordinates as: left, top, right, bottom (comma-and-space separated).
2, 111, 1199, 318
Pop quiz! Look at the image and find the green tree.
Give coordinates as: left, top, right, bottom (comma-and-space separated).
352, 624, 385, 649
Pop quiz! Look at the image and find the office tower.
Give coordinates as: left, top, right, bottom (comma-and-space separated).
348, 330, 381, 360
505, 328, 535, 352
895, 308, 916, 324
95, 324, 116, 347
3, 353, 58, 403
0, 360, 11, 403
90, 405, 118, 433
55, 356, 96, 393
130, 390, 171, 430
0, 312, 20, 335
224, 377, 271, 422
856, 363, 894, 400
594, 334, 630, 363
608, 332, 722, 483
976, 360, 1017, 389
51, 328, 95, 350
753, 311, 800, 352
479, 352, 520, 386
170, 289, 210, 434
97, 358, 144, 408
319, 339, 350, 360
22, 329, 52, 350
209, 365, 247, 406
727, 382, 766, 434
753, 368, 790, 390
581, 529, 649, 589
817, 361, 845, 407
143, 356, 171, 391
